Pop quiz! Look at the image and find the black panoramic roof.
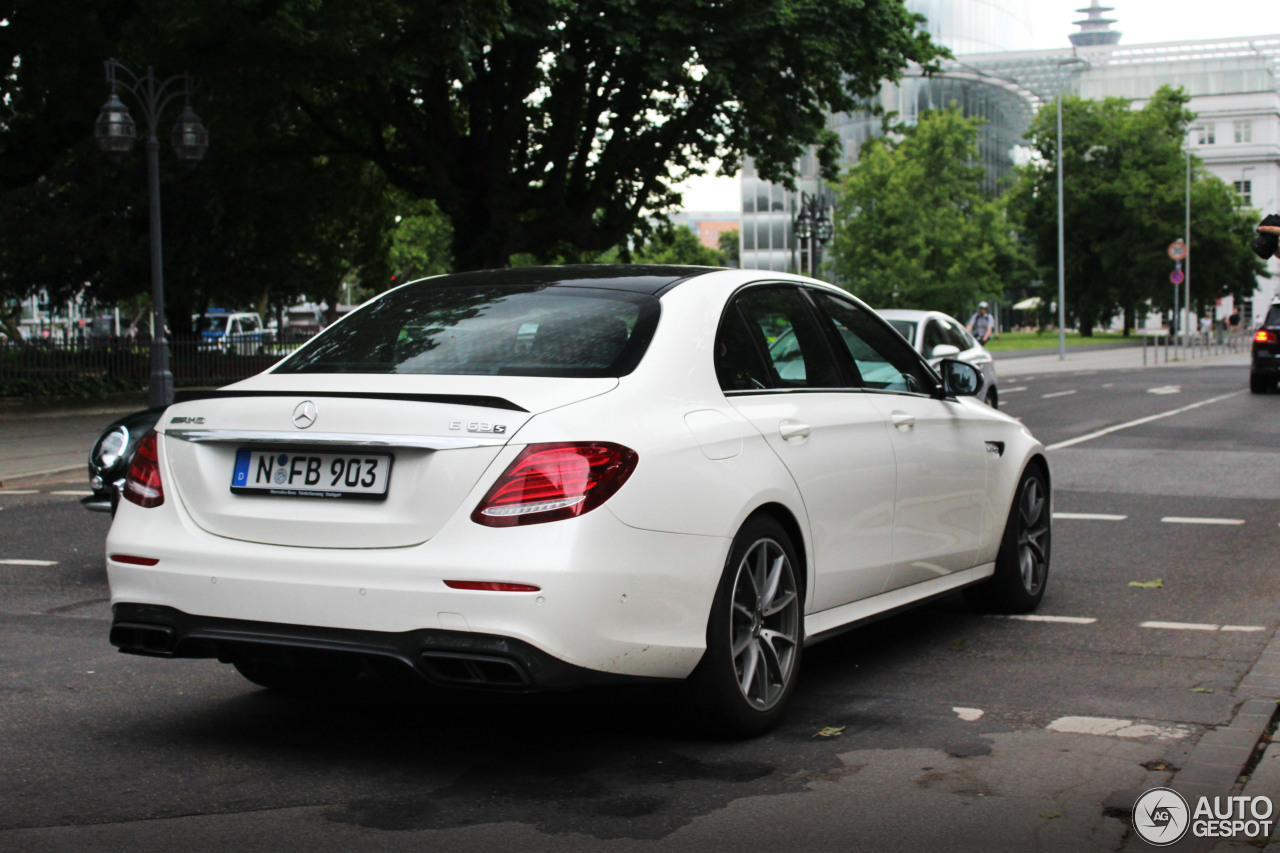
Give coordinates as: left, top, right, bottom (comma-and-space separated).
405, 264, 723, 295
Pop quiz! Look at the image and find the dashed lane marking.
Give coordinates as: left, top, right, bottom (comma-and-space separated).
988, 614, 1097, 624
1047, 716, 1191, 740
1161, 516, 1245, 526
0, 559, 58, 566
1041, 390, 1078, 399
0, 490, 39, 495
1001, 386, 1028, 394
1147, 385, 1182, 395
953, 707, 984, 722
1053, 513, 1127, 521
1046, 390, 1246, 450
1141, 621, 1267, 632
50, 490, 92, 496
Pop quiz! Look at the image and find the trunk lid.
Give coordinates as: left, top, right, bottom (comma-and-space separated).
159, 374, 616, 548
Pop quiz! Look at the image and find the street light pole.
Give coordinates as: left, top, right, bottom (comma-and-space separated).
1185, 146, 1192, 354
94, 59, 209, 408
792, 191, 833, 279
1056, 83, 1068, 361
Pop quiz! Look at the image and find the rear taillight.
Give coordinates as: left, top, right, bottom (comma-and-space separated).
1255, 330, 1275, 344
471, 442, 638, 527
122, 431, 164, 508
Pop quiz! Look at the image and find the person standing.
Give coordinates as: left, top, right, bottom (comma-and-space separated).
967, 301, 994, 344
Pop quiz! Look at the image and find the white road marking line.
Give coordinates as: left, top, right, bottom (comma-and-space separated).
1046, 390, 1247, 450
988, 614, 1098, 624
953, 707, 984, 722
1147, 385, 1182, 395
1053, 513, 1127, 521
1161, 516, 1245, 526
0, 559, 58, 566
0, 490, 39, 495
50, 490, 93, 496
1141, 621, 1220, 631
1102, 383, 1115, 388
1000, 386, 1028, 394
1047, 716, 1191, 740
1221, 626, 1267, 633
1041, 390, 1078, 399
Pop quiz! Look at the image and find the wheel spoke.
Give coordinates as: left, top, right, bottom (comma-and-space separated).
737, 640, 760, 696
760, 552, 784, 613
762, 587, 796, 618
731, 628, 753, 658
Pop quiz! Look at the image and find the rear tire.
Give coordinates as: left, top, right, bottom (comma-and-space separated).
1250, 373, 1270, 394
685, 515, 803, 737
965, 464, 1050, 614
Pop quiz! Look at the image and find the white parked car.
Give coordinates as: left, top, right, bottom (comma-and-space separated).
108, 267, 1050, 735
877, 309, 1000, 408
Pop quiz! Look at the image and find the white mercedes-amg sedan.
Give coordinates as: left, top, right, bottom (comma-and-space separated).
106, 266, 1051, 736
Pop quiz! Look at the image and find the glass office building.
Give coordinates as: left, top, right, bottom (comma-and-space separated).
739, 0, 1035, 272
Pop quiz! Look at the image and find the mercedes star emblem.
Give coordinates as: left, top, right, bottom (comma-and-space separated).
292, 400, 317, 429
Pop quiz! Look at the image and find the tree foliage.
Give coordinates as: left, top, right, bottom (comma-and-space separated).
1006, 86, 1265, 334
154, 0, 944, 270
632, 224, 726, 266
827, 107, 1022, 318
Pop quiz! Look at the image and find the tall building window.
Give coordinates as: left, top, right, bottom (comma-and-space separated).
1196, 125, 1216, 145
1234, 121, 1252, 144
1234, 180, 1253, 206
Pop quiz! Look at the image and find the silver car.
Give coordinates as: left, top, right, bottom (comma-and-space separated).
877, 309, 999, 408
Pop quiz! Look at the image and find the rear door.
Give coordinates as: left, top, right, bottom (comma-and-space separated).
718, 284, 897, 611
810, 292, 989, 589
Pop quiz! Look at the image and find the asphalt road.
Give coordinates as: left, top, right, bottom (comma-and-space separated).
0, 360, 1276, 852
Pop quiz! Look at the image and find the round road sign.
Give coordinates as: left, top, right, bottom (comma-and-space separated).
1171, 270, 1185, 285
1168, 240, 1188, 261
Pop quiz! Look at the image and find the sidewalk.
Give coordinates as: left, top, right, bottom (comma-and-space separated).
995, 343, 1250, 376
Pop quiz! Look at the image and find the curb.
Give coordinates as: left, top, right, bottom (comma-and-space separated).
0, 391, 148, 420
1120, 629, 1280, 852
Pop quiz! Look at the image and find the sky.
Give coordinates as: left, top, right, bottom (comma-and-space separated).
678, 0, 1277, 211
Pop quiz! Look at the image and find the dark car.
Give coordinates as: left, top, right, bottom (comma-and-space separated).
83, 407, 165, 513
1251, 299, 1280, 393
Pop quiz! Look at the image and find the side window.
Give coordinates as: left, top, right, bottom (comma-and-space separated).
944, 318, 974, 351
731, 286, 841, 389
922, 320, 949, 358
813, 292, 935, 394
229, 319, 242, 335
715, 308, 770, 391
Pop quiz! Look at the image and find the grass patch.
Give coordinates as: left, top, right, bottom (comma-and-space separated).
983, 331, 1131, 352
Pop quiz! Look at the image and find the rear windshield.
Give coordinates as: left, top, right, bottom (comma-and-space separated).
1266, 305, 1280, 327
274, 284, 660, 377
886, 319, 916, 345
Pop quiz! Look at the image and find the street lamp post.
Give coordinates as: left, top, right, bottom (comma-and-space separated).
792, 191, 833, 278
94, 59, 209, 408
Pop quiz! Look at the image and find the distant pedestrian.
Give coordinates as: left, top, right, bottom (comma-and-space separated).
967, 301, 994, 344
1228, 309, 1241, 330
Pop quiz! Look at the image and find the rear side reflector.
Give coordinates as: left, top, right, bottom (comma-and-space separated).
122, 430, 164, 508
109, 554, 161, 566
444, 581, 541, 592
471, 442, 638, 527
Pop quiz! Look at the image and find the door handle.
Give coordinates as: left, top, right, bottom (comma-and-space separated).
891, 412, 916, 431
778, 419, 811, 443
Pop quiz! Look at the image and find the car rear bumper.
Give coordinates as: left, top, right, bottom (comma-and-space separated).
109, 602, 664, 691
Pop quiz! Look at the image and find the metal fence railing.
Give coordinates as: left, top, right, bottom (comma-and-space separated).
0, 335, 317, 392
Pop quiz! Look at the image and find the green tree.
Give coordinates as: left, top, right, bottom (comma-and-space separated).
146, 0, 944, 270
827, 107, 1022, 318
1006, 86, 1264, 335
718, 228, 741, 268
632, 225, 726, 266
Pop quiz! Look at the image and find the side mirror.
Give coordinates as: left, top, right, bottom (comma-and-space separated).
939, 358, 983, 398
930, 343, 961, 360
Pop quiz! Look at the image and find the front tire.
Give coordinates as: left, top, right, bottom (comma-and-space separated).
685, 515, 803, 737
965, 464, 1050, 614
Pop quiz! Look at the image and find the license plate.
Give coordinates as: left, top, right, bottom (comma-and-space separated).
231, 449, 393, 500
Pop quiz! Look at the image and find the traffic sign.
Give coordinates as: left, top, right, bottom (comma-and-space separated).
1168, 240, 1188, 261
1171, 270, 1185, 285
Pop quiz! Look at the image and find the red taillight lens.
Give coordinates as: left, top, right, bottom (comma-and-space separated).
122, 430, 164, 508
1255, 330, 1275, 344
471, 442, 638, 527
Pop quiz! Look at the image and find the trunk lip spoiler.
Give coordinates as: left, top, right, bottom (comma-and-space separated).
173, 389, 529, 413
166, 429, 506, 450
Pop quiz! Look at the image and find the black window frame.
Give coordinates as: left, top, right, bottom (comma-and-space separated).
806, 289, 942, 398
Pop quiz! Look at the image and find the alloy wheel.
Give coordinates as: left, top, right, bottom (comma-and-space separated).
729, 538, 800, 710
1016, 476, 1050, 595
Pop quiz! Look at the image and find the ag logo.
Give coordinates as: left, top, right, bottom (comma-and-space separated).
1133, 787, 1190, 846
